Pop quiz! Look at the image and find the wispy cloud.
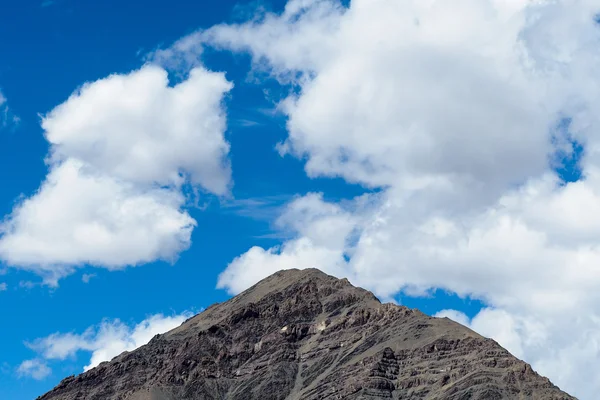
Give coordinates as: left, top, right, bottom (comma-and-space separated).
221, 195, 300, 240
233, 119, 261, 128
0, 89, 20, 131
41, 0, 55, 8
221, 195, 291, 221
19, 281, 40, 290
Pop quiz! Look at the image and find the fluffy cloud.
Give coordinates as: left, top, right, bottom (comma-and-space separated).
159, 0, 600, 397
26, 313, 191, 372
0, 160, 196, 278
42, 66, 231, 194
0, 66, 232, 281
218, 193, 359, 294
435, 308, 600, 400
17, 359, 51, 380
201, 0, 583, 201
0, 282, 6, 292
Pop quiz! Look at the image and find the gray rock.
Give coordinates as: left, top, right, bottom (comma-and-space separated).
38, 268, 575, 400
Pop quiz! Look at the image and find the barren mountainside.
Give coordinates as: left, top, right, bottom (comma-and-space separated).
39, 269, 575, 399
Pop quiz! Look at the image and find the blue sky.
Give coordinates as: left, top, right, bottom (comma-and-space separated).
0, 1, 429, 397
0, 0, 598, 399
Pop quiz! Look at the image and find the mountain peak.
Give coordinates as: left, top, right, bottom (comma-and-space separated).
167, 268, 380, 340
39, 269, 575, 400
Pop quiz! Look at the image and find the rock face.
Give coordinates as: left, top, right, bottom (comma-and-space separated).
39, 269, 575, 400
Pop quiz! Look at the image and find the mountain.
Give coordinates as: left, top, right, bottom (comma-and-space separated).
39, 268, 575, 400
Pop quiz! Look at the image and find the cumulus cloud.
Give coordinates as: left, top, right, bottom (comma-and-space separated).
157, 0, 600, 397
26, 313, 191, 372
0, 160, 195, 279
17, 359, 51, 380
0, 66, 232, 281
42, 66, 231, 194
435, 308, 600, 399
200, 0, 570, 200
218, 193, 359, 294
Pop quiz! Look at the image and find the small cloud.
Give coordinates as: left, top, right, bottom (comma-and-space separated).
81, 273, 96, 283
1, 362, 11, 375
251, 231, 295, 240
17, 359, 51, 380
222, 195, 291, 221
41, 0, 55, 7
256, 106, 281, 117
19, 281, 39, 290
234, 119, 261, 128
0, 283, 6, 291
0, 89, 19, 131
25, 312, 192, 372
146, 32, 204, 72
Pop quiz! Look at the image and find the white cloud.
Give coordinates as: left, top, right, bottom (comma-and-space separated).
43, 66, 232, 194
0, 282, 6, 291
200, 0, 578, 202
0, 89, 19, 130
435, 308, 600, 399
0, 160, 196, 280
27, 313, 191, 372
0, 65, 232, 281
158, 0, 600, 398
19, 281, 38, 290
148, 32, 205, 72
81, 273, 96, 283
218, 193, 360, 294
17, 359, 51, 380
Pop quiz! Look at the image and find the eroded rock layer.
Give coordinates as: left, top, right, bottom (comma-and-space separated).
39, 269, 575, 400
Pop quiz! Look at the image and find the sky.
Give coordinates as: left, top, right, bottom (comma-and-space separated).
0, 0, 599, 398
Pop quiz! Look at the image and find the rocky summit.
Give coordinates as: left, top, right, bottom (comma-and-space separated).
39, 269, 575, 400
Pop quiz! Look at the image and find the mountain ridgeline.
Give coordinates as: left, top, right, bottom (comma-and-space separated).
39, 268, 575, 399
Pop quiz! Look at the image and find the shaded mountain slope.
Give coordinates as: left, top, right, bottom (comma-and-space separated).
39, 268, 575, 400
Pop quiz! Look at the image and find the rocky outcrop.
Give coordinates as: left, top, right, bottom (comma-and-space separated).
39, 268, 575, 400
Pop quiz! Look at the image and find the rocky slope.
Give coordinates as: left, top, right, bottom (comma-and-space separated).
39, 268, 575, 399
